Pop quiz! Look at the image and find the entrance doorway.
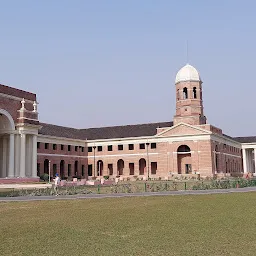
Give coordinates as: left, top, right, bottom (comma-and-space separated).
177, 145, 192, 174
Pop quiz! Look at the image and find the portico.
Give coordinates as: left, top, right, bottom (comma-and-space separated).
242, 145, 256, 174
0, 108, 39, 179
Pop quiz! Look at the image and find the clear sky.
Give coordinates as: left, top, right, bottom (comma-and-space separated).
0, 0, 255, 137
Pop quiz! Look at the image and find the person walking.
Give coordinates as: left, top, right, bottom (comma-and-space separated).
53, 173, 60, 196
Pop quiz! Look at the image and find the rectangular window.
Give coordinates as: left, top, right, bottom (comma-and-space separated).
88, 164, 93, 176
45, 143, 49, 149
139, 143, 145, 149
151, 143, 156, 149
53, 144, 57, 150
81, 147, 84, 152
68, 164, 71, 176
88, 147, 92, 152
37, 163, 40, 177
61, 144, 64, 150
108, 164, 113, 175
108, 145, 113, 151
37, 142, 40, 149
98, 146, 102, 152
81, 165, 85, 176
68, 145, 71, 151
118, 145, 123, 151
53, 164, 57, 175
75, 146, 78, 152
129, 144, 134, 150
151, 162, 157, 175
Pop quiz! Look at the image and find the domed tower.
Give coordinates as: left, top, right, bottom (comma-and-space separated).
173, 64, 207, 126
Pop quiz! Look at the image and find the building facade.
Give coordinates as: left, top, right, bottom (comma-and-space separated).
0, 64, 254, 182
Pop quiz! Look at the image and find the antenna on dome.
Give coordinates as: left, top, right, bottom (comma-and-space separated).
186, 40, 189, 64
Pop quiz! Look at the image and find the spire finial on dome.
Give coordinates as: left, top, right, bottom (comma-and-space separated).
186, 40, 189, 64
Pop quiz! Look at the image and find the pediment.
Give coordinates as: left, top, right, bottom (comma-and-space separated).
156, 123, 211, 137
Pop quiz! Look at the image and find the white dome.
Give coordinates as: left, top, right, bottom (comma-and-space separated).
175, 64, 201, 84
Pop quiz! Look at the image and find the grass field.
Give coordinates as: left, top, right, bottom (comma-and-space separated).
1, 193, 256, 256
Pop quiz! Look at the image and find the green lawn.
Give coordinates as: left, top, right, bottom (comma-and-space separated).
1, 193, 256, 256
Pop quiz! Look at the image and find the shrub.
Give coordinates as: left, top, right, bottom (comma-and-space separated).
40, 173, 49, 182
103, 175, 109, 180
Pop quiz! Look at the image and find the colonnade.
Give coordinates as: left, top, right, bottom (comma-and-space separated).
0, 132, 37, 178
242, 148, 256, 174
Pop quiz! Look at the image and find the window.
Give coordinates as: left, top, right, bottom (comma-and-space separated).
81, 165, 85, 176
53, 164, 57, 175
88, 147, 92, 152
45, 143, 49, 149
129, 163, 135, 175
183, 87, 188, 99
75, 146, 78, 152
177, 89, 180, 100
61, 144, 64, 150
37, 163, 40, 177
151, 143, 156, 149
81, 147, 84, 152
37, 142, 40, 149
108, 145, 113, 151
129, 144, 134, 150
139, 143, 145, 149
68, 164, 71, 176
88, 164, 93, 176
53, 144, 57, 150
98, 146, 102, 152
108, 164, 113, 175
68, 145, 71, 151
118, 145, 123, 151
151, 162, 157, 175
193, 87, 197, 98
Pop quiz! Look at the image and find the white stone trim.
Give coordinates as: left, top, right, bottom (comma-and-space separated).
0, 109, 15, 130
87, 152, 159, 159
222, 152, 241, 158
37, 153, 87, 158
17, 117, 38, 122
242, 143, 256, 149
210, 134, 242, 148
0, 92, 34, 104
155, 122, 212, 137
38, 152, 159, 159
37, 134, 86, 146
88, 134, 211, 146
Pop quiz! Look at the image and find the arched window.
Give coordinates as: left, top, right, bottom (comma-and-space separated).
139, 158, 146, 175
117, 159, 124, 175
97, 160, 103, 176
193, 87, 197, 99
183, 87, 188, 99
177, 145, 191, 153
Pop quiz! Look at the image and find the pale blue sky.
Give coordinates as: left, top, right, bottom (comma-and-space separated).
0, 0, 255, 136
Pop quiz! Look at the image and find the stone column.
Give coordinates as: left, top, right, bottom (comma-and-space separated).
32, 135, 37, 177
20, 133, 26, 177
14, 135, 20, 177
8, 134, 15, 177
242, 149, 247, 174
2, 137, 8, 177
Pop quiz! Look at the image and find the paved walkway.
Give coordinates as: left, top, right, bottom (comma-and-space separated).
1, 187, 256, 202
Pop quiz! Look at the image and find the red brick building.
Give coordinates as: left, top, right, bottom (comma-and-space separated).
0, 64, 254, 182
